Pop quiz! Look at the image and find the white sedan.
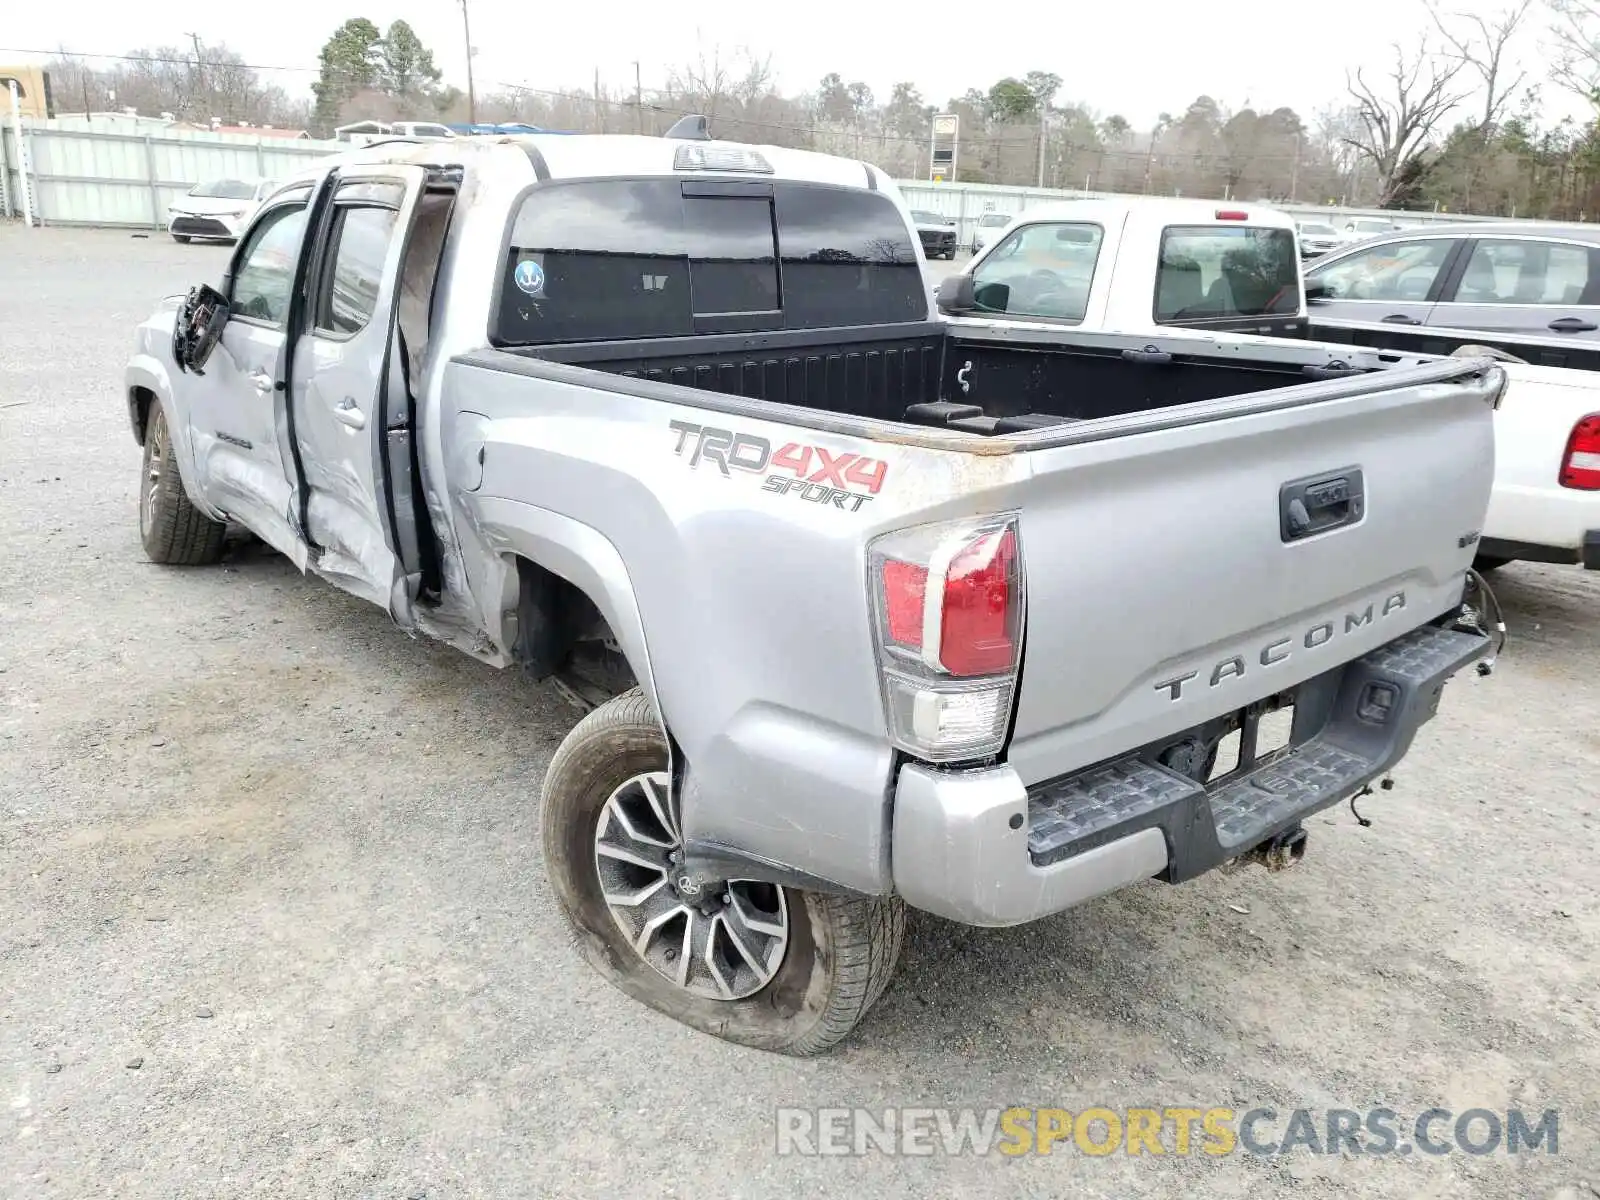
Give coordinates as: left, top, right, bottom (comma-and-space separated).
1471, 354, 1600, 573
167, 177, 277, 244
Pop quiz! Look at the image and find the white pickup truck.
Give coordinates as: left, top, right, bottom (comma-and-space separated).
939, 198, 1312, 339
938, 198, 1600, 574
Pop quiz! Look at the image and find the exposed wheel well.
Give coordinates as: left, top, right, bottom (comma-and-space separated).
511, 556, 637, 697
130, 386, 156, 445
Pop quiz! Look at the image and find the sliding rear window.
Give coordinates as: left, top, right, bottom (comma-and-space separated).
494, 178, 925, 345
1154, 225, 1299, 323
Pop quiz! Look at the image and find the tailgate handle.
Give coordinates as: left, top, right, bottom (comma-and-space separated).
1280, 468, 1365, 543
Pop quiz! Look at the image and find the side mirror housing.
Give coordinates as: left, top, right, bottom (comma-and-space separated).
1304, 280, 1331, 303
172, 283, 231, 374
936, 273, 976, 315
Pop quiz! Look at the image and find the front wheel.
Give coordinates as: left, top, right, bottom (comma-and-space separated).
539, 689, 905, 1055
140, 404, 227, 564
171, 234, 191, 244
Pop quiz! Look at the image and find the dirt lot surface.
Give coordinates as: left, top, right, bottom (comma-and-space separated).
2, 223, 1598, 1199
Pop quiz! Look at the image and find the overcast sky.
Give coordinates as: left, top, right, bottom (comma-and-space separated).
2, 0, 1590, 132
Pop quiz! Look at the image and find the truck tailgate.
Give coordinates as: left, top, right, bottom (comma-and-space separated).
1005, 368, 1499, 786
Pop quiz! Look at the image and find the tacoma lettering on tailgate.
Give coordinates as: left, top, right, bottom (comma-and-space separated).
1154, 591, 1409, 701
668, 419, 889, 513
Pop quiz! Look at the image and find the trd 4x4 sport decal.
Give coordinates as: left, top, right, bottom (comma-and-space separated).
668, 419, 889, 513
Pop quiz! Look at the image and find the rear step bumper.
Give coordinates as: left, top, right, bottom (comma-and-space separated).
892, 622, 1491, 927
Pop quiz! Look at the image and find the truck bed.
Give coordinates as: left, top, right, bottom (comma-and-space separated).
503, 320, 1424, 436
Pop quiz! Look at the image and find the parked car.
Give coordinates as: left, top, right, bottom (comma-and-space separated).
910, 208, 958, 259
1295, 219, 1341, 258
1302, 222, 1600, 371
1468, 353, 1600, 572
969, 210, 1013, 256
167, 177, 277, 244
126, 131, 1501, 1057
1341, 217, 1403, 243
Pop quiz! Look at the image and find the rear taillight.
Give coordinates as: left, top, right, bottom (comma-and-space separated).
1215, 209, 1249, 221
868, 515, 1024, 762
1560, 414, 1600, 490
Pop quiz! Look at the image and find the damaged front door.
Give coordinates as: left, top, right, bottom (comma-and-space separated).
290, 168, 429, 614
186, 194, 312, 562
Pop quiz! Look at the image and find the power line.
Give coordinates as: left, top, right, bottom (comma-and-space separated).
2, 43, 1327, 167
0, 46, 322, 74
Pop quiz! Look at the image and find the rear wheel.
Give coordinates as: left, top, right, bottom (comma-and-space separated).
171, 234, 191, 244
539, 688, 905, 1055
139, 404, 227, 565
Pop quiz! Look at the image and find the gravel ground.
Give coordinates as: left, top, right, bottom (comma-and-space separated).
2, 223, 1598, 1200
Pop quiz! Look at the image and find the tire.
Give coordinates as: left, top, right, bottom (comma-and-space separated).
172, 234, 191, 244
139, 404, 227, 565
540, 688, 906, 1056
1474, 554, 1511, 573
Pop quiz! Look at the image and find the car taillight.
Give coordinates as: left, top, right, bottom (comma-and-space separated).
1215, 209, 1249, 221
1560, 413, 1600, 490
868, 515, 1024, 762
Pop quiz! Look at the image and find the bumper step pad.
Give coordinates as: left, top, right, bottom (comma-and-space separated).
1029, 758, 1201, 862
1026, 622, 1491, 877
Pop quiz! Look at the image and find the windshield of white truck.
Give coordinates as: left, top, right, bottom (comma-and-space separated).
495, 179, 927, 344
1154, 226, 1300, 322
968, 221, 1104, 322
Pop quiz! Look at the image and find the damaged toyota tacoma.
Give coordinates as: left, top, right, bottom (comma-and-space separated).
125, 128, 1506, 1056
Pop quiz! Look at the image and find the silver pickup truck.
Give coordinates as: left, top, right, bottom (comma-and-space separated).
126, 130, 1505, 1056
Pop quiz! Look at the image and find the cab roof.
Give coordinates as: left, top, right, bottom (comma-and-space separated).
277, 132, 886, 193
1003, 197, 1297, 229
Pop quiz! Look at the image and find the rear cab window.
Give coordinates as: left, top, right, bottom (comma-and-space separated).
494, 178, 927, 345
1154, 225, 1300, 324
969, 221, 1104, 323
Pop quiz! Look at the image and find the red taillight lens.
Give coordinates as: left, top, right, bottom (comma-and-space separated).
1215, 209, 1249, 221
938, 527, 1018, 676
1560, 413, 1600, 490
881, 560, 929, 648
868, 514, 1024, 762
871, 518, 1022, 678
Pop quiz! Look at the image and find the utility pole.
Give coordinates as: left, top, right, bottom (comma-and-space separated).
634, 61, 643, 134
458, 0, 477, 125
184, 32, 206, 121
1036, 108, 1048, 189
1289, 133, 1300, 202
593, 68, 602, 134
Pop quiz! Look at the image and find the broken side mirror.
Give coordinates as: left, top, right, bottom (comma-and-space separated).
173, 283, 231, 374
936, 273, 976, 315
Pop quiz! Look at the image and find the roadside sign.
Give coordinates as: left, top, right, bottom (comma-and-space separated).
930, 113, 959, 184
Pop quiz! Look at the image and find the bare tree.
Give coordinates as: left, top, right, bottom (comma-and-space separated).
1428, 0, 1534, 129
1548, 0, 1600, 107
1344, 42, 1468, 204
